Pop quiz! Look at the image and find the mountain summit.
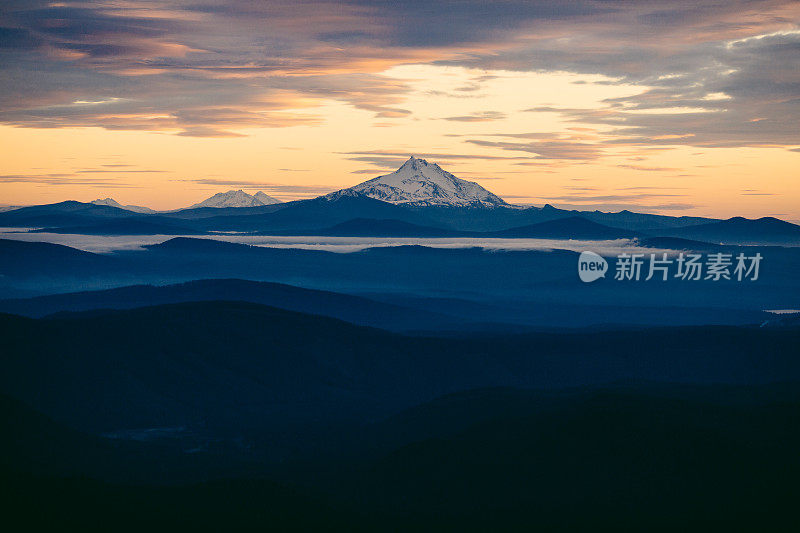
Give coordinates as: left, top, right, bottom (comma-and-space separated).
328, 156, 508, 208
90, 198, 155, 214
190, 190, 281, 209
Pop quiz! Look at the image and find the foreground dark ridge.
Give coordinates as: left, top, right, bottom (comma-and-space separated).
2, 300, 799, 437
2, 384, 799, 532
2, 301, 799, 530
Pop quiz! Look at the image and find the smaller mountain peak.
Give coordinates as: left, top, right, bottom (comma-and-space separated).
89, 197, 154, 213
91, 197, 120, 205
190, 189, 262, 209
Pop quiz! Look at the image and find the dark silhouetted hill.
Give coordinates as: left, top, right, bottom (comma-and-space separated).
489, 216, 641, 239
0, 278, 455, 331
299, 217, 464, 237
655, 216, 800, 245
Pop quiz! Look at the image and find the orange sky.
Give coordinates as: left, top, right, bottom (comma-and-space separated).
0, 2, 798, 220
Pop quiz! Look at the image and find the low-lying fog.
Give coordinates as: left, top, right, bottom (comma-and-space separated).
0, 228, 678, 256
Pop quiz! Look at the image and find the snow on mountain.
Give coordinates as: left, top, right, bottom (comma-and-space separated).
254, 191, 281, 205
326, 156, 508, 208
90, 198, 155, 214
190, 190, 280, 209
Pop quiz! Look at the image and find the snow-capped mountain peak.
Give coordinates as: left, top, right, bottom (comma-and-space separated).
90, 197, 155, 214
327, 156, 508, 208
190, 190, 280, 209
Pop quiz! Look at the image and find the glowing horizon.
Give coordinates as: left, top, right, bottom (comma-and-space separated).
1, 1, 798, 221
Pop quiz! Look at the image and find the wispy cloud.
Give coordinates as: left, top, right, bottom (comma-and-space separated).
341, 150, 533, 162
540, 202, 699, 212
539, 193, 687, 202
466, 137, 603, 160
76, 169, 168, 174
0, 174, 141, 188
617, 164, 681, 172
177, 178, 336, 195
442, 111, 506, 122
0, 0, 795, 150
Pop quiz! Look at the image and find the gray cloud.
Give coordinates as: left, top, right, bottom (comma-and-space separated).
539, 202, 699, 212
341, 150, 533, 161
76, 169, 167, 174
442, 111, 507, 122
515, 30, 800, 149
466, 138, 603, 160
0, 173, 140, 187
0, 0, 795, 149
539, 193, 687, 202
345, 156, 409, 169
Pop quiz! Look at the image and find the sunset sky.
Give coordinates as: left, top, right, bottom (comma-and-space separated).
1, 1, 798, 219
